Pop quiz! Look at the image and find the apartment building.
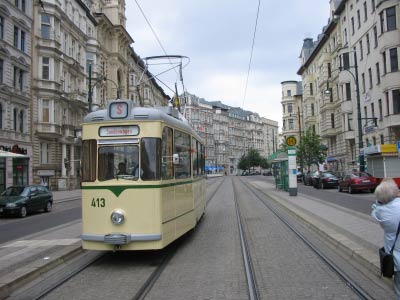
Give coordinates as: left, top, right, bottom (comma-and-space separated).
281, 81, 304, 145
295, 0, 399, 172
0, 0, 33, 192
183, 93, 279, 175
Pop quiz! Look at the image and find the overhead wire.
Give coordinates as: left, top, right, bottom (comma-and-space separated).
242, 0, 261, 109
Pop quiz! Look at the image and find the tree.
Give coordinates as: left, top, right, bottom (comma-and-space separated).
238, 154, 249, 171
247, 148, 262, 170
297, 130, 326, 171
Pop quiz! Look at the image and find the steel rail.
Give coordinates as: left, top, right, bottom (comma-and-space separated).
232, 182, 260, 300
239, 177, 375, 300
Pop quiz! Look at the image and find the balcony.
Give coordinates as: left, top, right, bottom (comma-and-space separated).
341, 100, 353, 113
343, 130, 355, 140
320, 127, 337, 138
35, 122, 62, 138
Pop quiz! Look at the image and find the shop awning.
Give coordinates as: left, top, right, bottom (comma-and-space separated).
327, 156, 337, 162
0, 150, 29, 158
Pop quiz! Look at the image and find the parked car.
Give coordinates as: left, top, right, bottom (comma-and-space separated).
338, 172, 378, 193
0, 185, 53, 218
304, 171, 318, 186
314, 172, 340, 189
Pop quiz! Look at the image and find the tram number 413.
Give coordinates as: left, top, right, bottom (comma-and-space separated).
91, 197, 105, 207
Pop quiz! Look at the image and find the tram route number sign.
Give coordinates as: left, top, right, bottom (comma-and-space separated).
286, 136, 297, 147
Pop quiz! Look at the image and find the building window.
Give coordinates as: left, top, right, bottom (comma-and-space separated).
18, 69, 24, 91
42, 57, 50, 79
311, 103, 315, 116
345, 83, 351, 100
19, 110, 23, 132
371, 0, 375, 13
363, 2, 368, 21
359, 41, 363, 60
373, 26, 378, 48
357, 10, 361, 28
380, 10, 385, 34
331, 113, 335, 128
21, 0, 25, 12
0, 59, 3, 84
13, 66, 18, 87
376, 62, 380, 84
378, 99, 383, 120
368, 68, 372, 89
13, 108, 17, 130
393, 89, 400, 114
310, 83, 313, 95
351, 17, 355, 35
348, 113, 353, 131
371, 103, 375, 119
386, 6, 396, 31
287, 90, 291, 97
380, 134, 384, 144
41, 14, 51, 39
366, 33, 370, 54
288, 104, 293, 113
288, 119, 294, 130
40, 143, 49, 164
361, 73, 366, 93
342, 52, 350, 70
20, 31, 25, 52
382, 51, 387, 74
364, 106, 368, 123
389, 48, 398, 72
14, 26, 19, 48
42, 99, 50, 122
386, 92, 389, 116
0, 16, 4, 40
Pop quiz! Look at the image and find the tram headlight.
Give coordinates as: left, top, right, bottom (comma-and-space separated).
110, 209, 125, 225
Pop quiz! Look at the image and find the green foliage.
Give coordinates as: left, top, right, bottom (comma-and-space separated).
238, 148, 269, 171
297, 130, 326, 169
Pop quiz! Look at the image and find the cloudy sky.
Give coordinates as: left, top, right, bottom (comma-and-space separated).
125, 1, 331, 126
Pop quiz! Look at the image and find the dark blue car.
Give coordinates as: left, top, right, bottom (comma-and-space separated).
0, 185, 53, 218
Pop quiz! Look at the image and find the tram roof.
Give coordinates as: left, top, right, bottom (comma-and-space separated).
82, 101, 203, 142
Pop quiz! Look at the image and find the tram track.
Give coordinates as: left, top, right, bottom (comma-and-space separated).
236, 177, 376, 300
232, 182, 260, 300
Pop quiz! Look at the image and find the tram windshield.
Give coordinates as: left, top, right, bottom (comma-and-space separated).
98, 145, 139, 181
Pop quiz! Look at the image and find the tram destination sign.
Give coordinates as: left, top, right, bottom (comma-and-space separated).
99, 125, 139, 137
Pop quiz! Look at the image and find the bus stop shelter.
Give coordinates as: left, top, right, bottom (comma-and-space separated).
268, 151, 288, 191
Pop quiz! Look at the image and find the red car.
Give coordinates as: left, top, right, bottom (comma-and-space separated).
338, 172, 378, 193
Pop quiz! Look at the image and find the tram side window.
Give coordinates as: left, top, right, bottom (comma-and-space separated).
98, 145, 139, 181
82, 140, 96, 182
201, 144, 205, 175
162, 127, 173, 179
140, 138, 161, 181
192, 138, 199, 177
174, 130, 190, 178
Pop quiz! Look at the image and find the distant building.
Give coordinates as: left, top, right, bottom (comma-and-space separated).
183, 93, 279, 174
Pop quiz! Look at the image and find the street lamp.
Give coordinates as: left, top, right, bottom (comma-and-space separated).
88, 64, 120, 112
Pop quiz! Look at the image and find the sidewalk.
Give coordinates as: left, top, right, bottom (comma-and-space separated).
0, 183, 389, 298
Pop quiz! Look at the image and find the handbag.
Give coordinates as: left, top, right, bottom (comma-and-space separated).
379, 222, 400, 278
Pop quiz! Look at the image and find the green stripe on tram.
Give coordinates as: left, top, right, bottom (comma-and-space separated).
82, 177, 204, 197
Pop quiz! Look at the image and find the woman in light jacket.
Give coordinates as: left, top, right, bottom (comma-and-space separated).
371, 178, 400, 298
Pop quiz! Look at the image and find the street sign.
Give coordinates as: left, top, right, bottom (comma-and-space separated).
286, 136, 297, 147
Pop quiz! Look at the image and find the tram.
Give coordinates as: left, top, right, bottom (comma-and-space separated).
80, 100, 206, 250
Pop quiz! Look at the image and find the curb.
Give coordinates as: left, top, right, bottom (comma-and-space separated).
0, 244, 83, 300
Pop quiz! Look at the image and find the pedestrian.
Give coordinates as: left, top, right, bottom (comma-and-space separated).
371, 178, 400, 298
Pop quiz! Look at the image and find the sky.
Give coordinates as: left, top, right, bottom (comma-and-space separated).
125, 0, 331, 126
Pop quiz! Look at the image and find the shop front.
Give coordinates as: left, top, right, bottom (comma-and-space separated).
363, 144, 400, 187
0, 144, 31, 193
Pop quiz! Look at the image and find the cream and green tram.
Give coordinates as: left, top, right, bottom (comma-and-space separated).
80, 100, 206, 251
